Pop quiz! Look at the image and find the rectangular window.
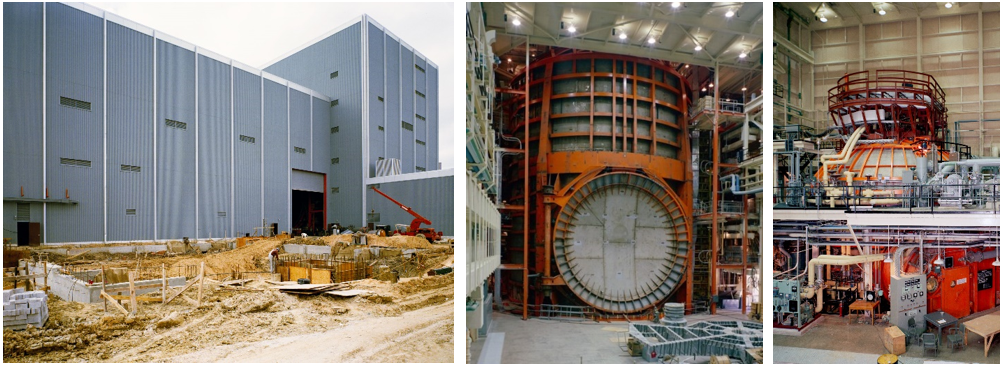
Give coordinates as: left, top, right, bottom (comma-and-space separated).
415, 64, 425, 73
60, 158, 91, 168
331, 187, 339, 194
378, 156, 384, 161
165, 119, 187, 130
330, 99, 339, 107
330, 126, 339, 134
415, 90, 426, 98
377, 96, 384, 102
125, 209, 137, 216
59, 96, 92, 111
415, 114, 426, 121
294, 147, 306, 154
331, 157, 340, 164
378, 125, 384, 131
330, 71, 339, 79
416, 139, 425, 146
401, 121, 413, 131
217, 211, 227, 217
239, 135, 256, 144
416, 166, 426, 172
120, 164, 141, 172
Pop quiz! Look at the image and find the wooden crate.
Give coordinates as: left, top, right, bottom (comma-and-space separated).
882, 325, 906, 355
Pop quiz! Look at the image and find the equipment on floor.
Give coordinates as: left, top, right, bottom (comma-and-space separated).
889, 274, 927, 333
370, 187, 442, 241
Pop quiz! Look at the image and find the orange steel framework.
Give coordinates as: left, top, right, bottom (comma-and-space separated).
496, 50, 694, 319
828, 70, 947, 142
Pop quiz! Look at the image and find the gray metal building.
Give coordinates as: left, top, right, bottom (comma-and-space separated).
3, 3, 452, 244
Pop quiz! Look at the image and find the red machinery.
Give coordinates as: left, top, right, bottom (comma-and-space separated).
370, 187, 442, 241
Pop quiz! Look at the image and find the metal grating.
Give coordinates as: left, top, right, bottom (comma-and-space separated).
217, 211, 227, 217
120, 164, 141, 172
401, 121, 413, 131
60, 158, 92, 168
239, 135, 256, 144
59, 96, 92, 111
165, 118, 188, 130
125, 209, 137, 216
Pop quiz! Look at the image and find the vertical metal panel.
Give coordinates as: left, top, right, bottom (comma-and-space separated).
234, 69, 262, 236
197, 55, 231, 238
156, 39, 196, 240
264, 23, 364, 228
400, 47, 415, 173
368, 23, 385, 178
428, 64, 439, 169
311, 97, 330, 174
384, 36, 402, 171
263, 79, 289, 232
289, 89, 311, 170
366, 175, 454, 236
106, 21, 154, 241
3, 2, 44, 200
45, 3, 104, 243
413, 56, 427, 171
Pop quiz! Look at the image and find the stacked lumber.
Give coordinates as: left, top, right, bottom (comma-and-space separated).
268, 282, 352, 296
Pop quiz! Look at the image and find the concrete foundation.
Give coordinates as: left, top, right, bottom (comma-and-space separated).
25, 262, 186, 303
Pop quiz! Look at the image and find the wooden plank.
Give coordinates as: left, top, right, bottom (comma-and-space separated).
181, 293, 198, 305
163, 275, 202, 306
104, 295, 164, 302
325, 289, 368, 297
102, 265, 107, 313
197, 262, 205, 307
3, 274, 45, 281
101, 291, 130, 316
161, 264, 167, 303
128, 271, 138, 315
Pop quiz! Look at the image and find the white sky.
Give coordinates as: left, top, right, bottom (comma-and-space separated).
90, 2, 455, 169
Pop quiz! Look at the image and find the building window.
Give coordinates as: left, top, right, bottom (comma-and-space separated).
378, 125, 384, 131
125, 209, 137, 216
377, 96, 384, 102
165, 119, 187, 130
415, 113, 426, 121
401, 121, 413, 131
415, 90, 426, 98
239, 135, 256, 144
416, 139, 425, 146
330, 71, 339, 79
331, 157, 340, 164
294, 147, 306, 154
60, 158, 91, 168
378, 156, 384, 161
415, 64, 426, 73
331, 126, 339, 134
120, 164, 141, 173
59, 96, 92, 111
416, 166, 426, 172
217, 211, 227, 217
330, 99, 339, 107
331, 187, 339, 194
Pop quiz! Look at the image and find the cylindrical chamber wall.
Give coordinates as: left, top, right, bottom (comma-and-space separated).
501, 52, 692, 314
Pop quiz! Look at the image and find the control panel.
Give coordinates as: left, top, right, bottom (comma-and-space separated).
890, 274, 927, 332
773, 280, 801, 313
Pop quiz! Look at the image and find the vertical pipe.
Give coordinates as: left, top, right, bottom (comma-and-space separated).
741, 196, 748, 315
195, 47, 199, 239
522, 35, 529, 321
230, 61, 235, 237
42, 3, 47, 244
710, 63, 720, 315
103, 13, 108, 243
153, 33, 158, 240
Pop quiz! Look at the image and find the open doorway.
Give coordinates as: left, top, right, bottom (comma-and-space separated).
292, 190, 325, 235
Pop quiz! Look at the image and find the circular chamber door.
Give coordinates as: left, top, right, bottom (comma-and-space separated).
553, 172, 691, 313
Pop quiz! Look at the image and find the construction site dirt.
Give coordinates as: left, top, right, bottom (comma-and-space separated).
3, 235, 454, 363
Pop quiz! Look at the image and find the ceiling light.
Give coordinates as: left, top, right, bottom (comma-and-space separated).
878, 9, 886, 15
568, 25, 577, 33
934, 256, 944, 265
739, 51, 747, 58
619, 32, 627, 40
507, 58, 512, 63
684, 64, 689, 68
648, 37, 656, 44
701, 87, 707, 92
945, 2, 953, 9
884, 254, 893, 263
741, 86, 747, 91
725, 9, 735, 18
820, 16, 828, 23
513, 18, 521, 26
708, 83, 714, 88
694, 44, 702, 51
671, 2, 681, 9
994, 258, 1001, 267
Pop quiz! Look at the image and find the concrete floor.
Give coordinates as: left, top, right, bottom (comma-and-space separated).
469, 308, 757, 364
774, 309, 1000, 364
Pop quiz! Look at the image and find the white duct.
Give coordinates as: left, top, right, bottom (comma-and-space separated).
801, 254, 887, 313
820, 127, 867, 178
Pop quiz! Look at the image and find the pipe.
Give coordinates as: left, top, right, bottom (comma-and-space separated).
807, 254, 886, 286
721, 174, 763, 195
938, 159, 1001, 175
821, 127, 867, 178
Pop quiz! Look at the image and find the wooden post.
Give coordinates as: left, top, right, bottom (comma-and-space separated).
43, 258, 48, 292
128, 271, 137, 315
102, 264, 107, 312
161, 264, 167, 303
197, 262, 205, 307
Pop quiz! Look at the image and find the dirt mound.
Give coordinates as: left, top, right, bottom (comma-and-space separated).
319, 234, 435, 249
282, 237, 328, 246
395, 273, 453, 295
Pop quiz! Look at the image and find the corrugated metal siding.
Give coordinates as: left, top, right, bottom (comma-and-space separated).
156, 39, 197, 240
197, 55, 231, 238
289, 89, 311, 171
368, 24, 385, 177
400, 48, 415, 174
428, 65, 439, 169
384, 36, 402, 172
263, 80, 289, 232
264, 24, 364, 228
234, 69, 262, 236
106, 21, 154, 241
311, 97, 330, 174
3, 2, 44, 200
46, 2, 104, 243
366, 176, 454, 236
414, 56, 428, 171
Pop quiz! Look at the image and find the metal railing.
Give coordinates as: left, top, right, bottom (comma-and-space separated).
773, 182, 1000, 214
528, 303, 596, 320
